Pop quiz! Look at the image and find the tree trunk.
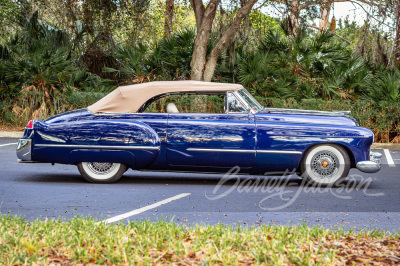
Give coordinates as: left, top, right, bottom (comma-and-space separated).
190, 0, 221, 80
190, 0, 257, 81
164, 0, 174, 38
189, 0, 205, 33
395, 0, 400, 68
203, 0, 258, 81
288, 0, 300, 36
319, 0, 331, 30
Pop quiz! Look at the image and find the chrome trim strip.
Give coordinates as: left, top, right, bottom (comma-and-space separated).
187, 148, 255, 153
256, 150, 302, 155
35, 144, 160, 150
187, 148, 302, 155
18, 159, 41, 163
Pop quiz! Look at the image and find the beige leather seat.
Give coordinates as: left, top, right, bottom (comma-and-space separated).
166, 103, 179, 113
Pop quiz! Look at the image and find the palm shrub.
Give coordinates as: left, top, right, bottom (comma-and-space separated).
236, 24, 375, 101
323, 55, 372, 99
105, 28, 196, 83
365, 68, 400, 102
0, 11, 112, 125
104, 42, 152, 83
149, 28, 196, 80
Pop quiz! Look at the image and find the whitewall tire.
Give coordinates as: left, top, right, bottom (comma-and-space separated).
77, 162, 127, 183
300, 144, 350, 186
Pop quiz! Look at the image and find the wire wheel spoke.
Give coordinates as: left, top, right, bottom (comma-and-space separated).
311, 151, 339, 179
87, 162, 116, 175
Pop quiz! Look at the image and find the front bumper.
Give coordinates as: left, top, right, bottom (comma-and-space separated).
16, 138, 32, 161
356, 151, 382, 173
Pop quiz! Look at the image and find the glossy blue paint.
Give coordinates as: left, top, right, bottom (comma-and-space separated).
252, 112, 373, 173
19, 105, 375, 175
167, 113, 255, 168
77, 111, 169, 170
44, 109, 85, 123
31, 118, 161, 169
258, 108, 359, 126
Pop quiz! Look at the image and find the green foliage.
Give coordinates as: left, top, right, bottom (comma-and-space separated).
149, 28, 196, 79
248, 11, 280, 35
106, 28, 196, 82
365, 68, 400, 102
65, 91, 108, 108
0, 11, 112, 95
0, 0, 21, 42
0, 11, 113, 126
233, 24, 400, 104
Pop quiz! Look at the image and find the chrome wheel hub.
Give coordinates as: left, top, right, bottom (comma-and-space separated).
311, 151, 339, 178
87, 162, 116, 175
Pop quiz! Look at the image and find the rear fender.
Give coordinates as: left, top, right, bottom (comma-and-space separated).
32, 120, 160, 169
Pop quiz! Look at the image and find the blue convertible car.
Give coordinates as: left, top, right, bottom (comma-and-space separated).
17, 81, 381, 186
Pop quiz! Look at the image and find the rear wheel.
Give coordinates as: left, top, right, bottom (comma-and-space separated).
77, 162, 127, 183
300, 144, 350, 186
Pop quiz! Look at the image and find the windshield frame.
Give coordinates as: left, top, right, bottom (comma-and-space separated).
233, 88, 263, 113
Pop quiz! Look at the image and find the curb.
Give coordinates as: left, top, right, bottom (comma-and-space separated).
1, 131, 400, 149
371, 143, 400, 150
0, 131, 23, 138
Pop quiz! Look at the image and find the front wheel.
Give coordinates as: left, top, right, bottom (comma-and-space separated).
77, 162, 127, 183
300, 144, 350, 186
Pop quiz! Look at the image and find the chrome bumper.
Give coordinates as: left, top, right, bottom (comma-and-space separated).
356, 151, 382, 173
16, 139, 32, 161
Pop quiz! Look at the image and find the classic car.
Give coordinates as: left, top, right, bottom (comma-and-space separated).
16, 80, 382, 186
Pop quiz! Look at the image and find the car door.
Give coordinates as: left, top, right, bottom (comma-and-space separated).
166, 92, 256, 169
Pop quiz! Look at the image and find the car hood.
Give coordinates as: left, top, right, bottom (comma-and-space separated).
256, 108, 359, 126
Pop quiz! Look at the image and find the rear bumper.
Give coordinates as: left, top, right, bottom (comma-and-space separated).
356, 151, 382, 173
16, 139, 32, 161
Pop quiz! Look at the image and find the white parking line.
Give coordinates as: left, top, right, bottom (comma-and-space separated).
384, 149, 396, 167
102, 193, 191, 224
0, 143, 17, 147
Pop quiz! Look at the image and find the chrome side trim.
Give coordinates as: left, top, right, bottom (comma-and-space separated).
256, 150, 302, 155
18, 160, 41, 163
187, 148, 302, 155
35, 144, 160, 150
187, 148, 255, 153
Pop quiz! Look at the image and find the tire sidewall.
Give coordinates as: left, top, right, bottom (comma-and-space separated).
78, 162, 127, 183
301, 144, 350, 186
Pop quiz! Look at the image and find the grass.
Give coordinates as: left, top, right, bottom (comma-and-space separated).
0, 215, 399, 265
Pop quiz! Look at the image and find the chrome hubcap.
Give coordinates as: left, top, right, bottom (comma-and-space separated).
87, 162, 116, 175
311, 151, 339, 178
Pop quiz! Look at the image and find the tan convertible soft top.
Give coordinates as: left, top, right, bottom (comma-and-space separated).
88, 80, 243, 113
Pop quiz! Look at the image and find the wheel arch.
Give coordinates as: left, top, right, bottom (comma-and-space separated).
298, 142, 356, 171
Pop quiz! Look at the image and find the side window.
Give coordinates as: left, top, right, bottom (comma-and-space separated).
144, 94, 225, 113
227, 92, 246, 113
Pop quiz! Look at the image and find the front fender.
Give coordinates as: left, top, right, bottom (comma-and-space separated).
254, 122, 374, 173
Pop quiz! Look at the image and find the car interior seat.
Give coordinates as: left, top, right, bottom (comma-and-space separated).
166, 103, 179, 113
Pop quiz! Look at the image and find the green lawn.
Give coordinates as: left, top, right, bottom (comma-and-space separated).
0, 214, 399, 265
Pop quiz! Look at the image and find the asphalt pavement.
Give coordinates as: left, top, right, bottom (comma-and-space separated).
1, 137, 399, 231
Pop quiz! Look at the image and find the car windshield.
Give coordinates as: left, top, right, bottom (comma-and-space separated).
236, 88, 263, 112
